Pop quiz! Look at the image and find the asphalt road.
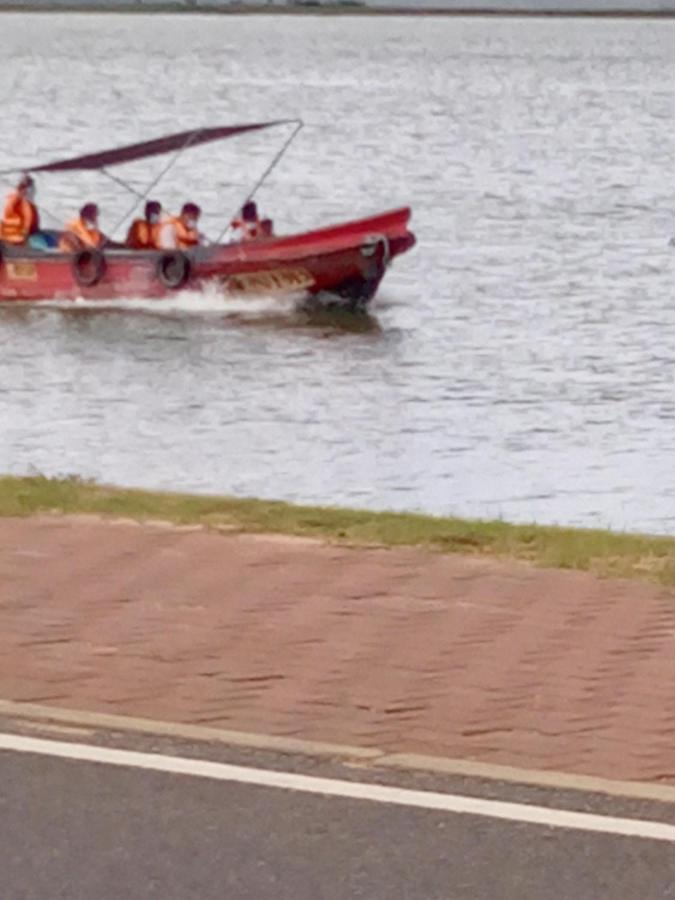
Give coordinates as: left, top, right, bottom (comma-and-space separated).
1, 727, 674, 900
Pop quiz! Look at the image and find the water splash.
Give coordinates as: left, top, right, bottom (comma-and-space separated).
34, 282, 303, 320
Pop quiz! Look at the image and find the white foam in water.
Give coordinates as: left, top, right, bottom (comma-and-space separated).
42, 282, 303, 319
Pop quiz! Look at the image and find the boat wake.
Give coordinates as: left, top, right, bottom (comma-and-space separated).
4, 285, 381, 334
34, 284, 302, 320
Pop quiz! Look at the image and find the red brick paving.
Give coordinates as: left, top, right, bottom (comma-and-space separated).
1, 515, 675, 782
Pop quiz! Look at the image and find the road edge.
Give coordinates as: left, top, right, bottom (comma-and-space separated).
1, 698, 674, 805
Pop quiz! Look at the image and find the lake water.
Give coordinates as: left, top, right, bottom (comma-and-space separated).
1, 12, 674, 534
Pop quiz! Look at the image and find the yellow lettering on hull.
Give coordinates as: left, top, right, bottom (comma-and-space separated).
223, 267, 315, 296
6, 261, 37, 282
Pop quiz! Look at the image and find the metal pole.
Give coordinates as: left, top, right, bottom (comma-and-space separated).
214, 119, 304, 245
106, 130, 202, 239
101, 168, 146, 201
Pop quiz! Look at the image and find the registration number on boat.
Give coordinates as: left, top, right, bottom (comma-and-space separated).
223, 267, 315, 295
6, 261, 37, 281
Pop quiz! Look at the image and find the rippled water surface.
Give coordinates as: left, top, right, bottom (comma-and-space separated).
1, 13, 674, 533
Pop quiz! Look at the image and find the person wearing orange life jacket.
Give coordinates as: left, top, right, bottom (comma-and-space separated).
59, 203, 107, 253
125, 200, 163, 250
158, 202, 203, 251
225, 200, 262, 244
0, 174, 40, 245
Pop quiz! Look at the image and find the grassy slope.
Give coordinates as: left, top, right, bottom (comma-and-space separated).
1, 475, 674, 586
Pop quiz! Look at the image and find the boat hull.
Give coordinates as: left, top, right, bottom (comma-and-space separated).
0, 208, 415, 307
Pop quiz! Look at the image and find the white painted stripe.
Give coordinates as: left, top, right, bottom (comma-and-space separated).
2, 699, 674, 805
1, 731, 674, 844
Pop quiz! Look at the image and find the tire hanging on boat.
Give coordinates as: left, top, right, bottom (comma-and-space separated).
360, 234, 390, 277
156, 251, 191, 290
72, 248, 106, 288
331, 233, 391, 310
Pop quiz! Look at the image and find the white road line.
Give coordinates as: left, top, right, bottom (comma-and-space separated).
1, 731, 674, 844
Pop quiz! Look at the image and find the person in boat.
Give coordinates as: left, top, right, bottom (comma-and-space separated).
59, 203, 107, 252
226, 200, 262, 243
157, 202, 202, 251
125, 200, 163, 250
259, 218, 274, 239
0, 174, 40, 245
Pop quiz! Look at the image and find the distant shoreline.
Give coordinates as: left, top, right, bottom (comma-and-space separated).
1, 3, 675, 17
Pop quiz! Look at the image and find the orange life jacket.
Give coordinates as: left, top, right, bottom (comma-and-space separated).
230, 217, 260, 241
167, 216, 199, 250
126, 218, 161, 250
0, 191, 40, 244
59, 217, 104, 252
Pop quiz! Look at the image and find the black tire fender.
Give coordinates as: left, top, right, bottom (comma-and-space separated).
72, 248, 106, 288
157, 251, 191, 290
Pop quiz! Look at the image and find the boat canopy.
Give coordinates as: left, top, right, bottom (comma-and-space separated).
3, 120, 296, 175
0, 118, 303, 242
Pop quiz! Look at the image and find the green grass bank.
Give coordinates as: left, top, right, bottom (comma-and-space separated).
2, 475, 674, 586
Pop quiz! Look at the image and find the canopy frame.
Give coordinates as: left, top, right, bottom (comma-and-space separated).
215, 119, 304, 244
104, 129, 203, 241
0, 119, 303, 243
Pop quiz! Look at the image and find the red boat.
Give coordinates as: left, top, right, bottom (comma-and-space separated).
0, 121, 415, 309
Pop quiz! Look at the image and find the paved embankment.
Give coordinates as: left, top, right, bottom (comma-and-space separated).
1, 515, 674, 783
